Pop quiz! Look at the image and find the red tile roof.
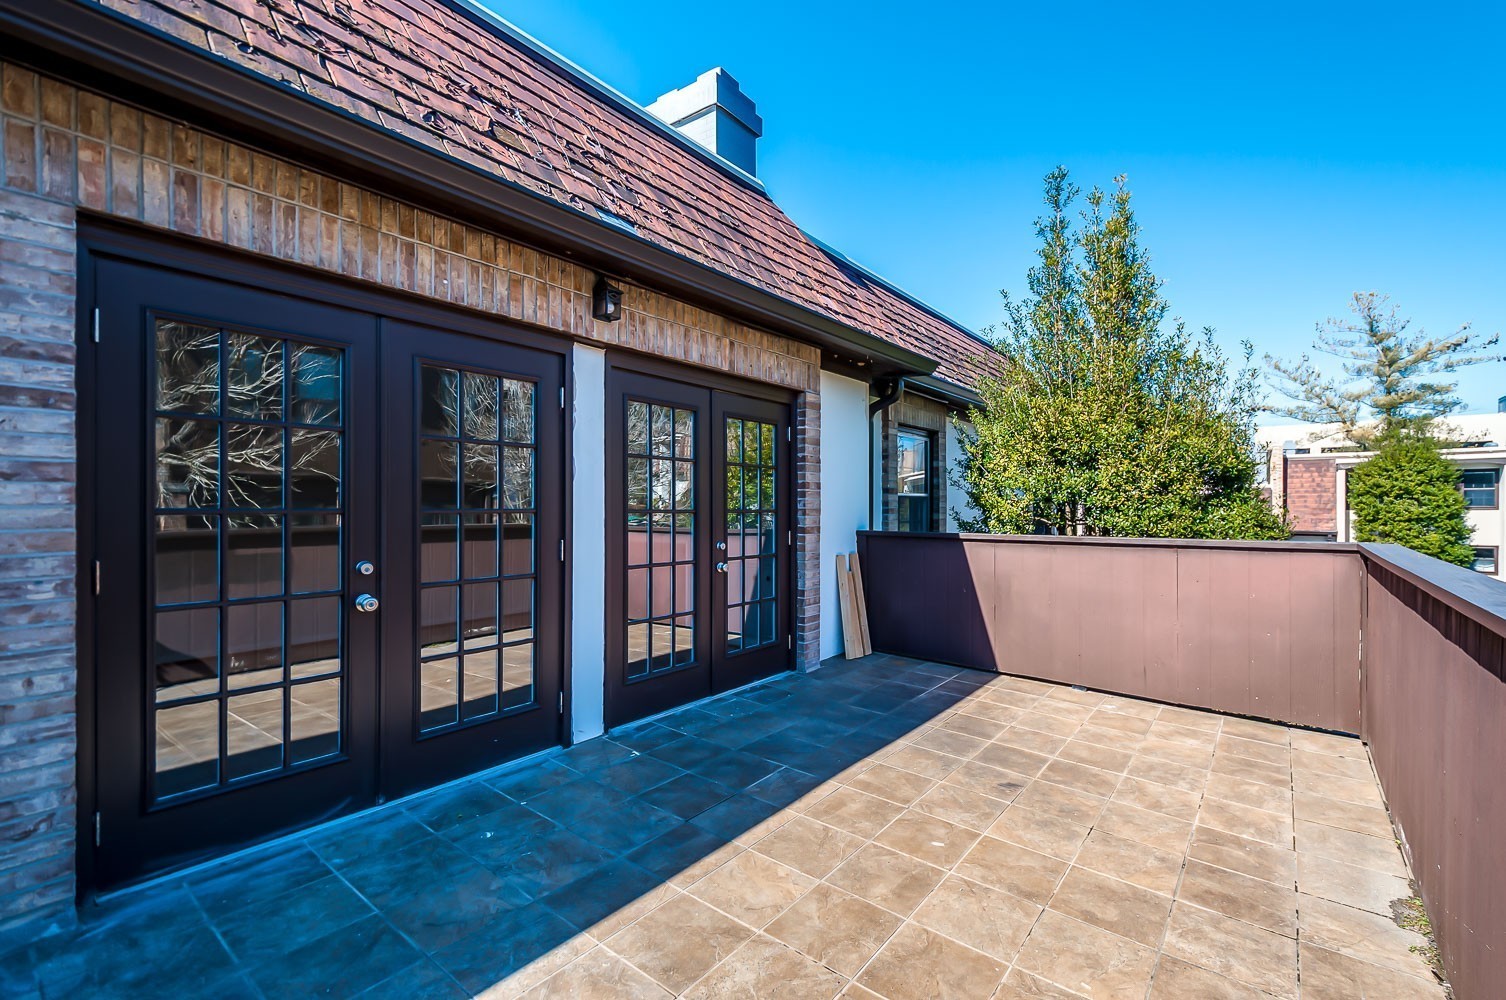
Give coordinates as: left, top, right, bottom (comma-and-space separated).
87, 0, 998, 389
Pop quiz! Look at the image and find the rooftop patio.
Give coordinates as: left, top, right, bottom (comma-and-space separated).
0, 653, 1442, 999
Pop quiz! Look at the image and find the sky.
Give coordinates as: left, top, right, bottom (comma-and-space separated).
483, 0, 1506, 418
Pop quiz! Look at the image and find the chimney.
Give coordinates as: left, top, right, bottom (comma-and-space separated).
1498, 394, 1505, 413
647, 68, 763, 177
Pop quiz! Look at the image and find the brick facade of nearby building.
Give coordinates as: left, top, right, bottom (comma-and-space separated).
1276, 455, 1338, 536
878, 390, 954, 531
0, 60, 825, 934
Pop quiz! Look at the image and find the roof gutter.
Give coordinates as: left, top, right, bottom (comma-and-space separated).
0, 0, 940, 381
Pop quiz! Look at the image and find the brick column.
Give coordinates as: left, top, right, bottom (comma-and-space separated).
0, 186, 79, 936
793, 389, 821, 671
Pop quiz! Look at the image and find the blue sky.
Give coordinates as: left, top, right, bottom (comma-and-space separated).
485, 0, 1506, 416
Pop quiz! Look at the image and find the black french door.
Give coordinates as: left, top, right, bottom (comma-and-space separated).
87, 251, 563, 890
604, 367, 792, 728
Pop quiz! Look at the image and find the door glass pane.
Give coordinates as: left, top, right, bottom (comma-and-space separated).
149, 318, 346, 801
416, 367, 537, 732
723, 417, 780, 654
626, 400, 696, 680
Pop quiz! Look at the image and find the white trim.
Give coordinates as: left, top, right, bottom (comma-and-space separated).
568, 345, 607, 741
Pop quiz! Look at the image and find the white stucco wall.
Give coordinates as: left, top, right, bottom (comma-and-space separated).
947, 418, 980, 531
819, 370, 872, 660
569, 345, 607, 741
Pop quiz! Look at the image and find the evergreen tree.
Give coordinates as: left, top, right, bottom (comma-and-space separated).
1346, 438, 1475, 567
956, 168, 1285, 540
1266, 293, 1499, 446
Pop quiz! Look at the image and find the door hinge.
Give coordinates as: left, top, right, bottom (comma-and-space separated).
787, 530, 792, 545
558, 692, 564, 712
786, 426, 791, 442
94, 811, 101, 847
92, 307, 100, 344
559, 386, 565, 409
787, 635, 792, 650
93, 559, 101, 596
559, 540, 565, 562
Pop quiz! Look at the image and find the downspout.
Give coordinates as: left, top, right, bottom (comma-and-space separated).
868, 377, 905, 529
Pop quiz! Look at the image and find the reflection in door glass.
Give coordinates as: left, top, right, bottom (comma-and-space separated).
417, 365, 538, 732
150, 320, 346, 801
626, 401, 696, 679
724, 418, 778, 653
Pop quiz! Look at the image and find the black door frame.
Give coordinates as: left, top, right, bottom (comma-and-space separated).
76, 222, 571, 895
603, 355, 795, 729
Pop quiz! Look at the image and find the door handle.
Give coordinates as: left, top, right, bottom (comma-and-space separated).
715, 562, 728, 573
355, 560, 376, 576
715, 541, 727, 551
354, 594, 380, 613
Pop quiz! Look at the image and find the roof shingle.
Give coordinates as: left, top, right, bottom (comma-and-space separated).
88, 0, 999, 388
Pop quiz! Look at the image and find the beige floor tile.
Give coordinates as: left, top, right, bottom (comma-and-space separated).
826, 843, 946, 917
1292, 791, 1393, 839
1042, 687, 1104, 709
856, 921, 1007, 1000
1286, 729, 1366, 759
837, 983, 885, 1000
910, 873, 1040, 962
1137, 738, 1214, 770
1297, 941, 1447, 1000
1209, 752, 1288, 788
682, 934, 847, 1000
1296, 894, 1437, 978
941, 760, 1030, 802
752, 815, 863, 879
765, 882, 901, 978
912, 781, 1010, 831
1216, 734, 1291, 768
995, 725, 1069, 757
1014, 710, 1084, 739
605, 893, 754, 993
804, 787, 906, 840
1083, 711, 1154, 736
954, 835, 1068, 905
1074, 829, 1184, 896
1297, 851, 1411, 916
1056, 739, 1134, 773
938, 712, 1009, 742
1162, 901, 1297, 999
519, 946, 671, 1000
1099, 799, 1194, 854
987, 804, 1092, 861
883, 744, 967, 781
842, 763, 937, 806
1148, 955, 1274, 999
975, 741, 1052, 777
1074, 722, 1147, 752
1111, 776, 1202, 822
1176, 858, 1297, 936
1187, 826, 1297, 887
689, 849, 815, 928
1292, 769, 1385, 809
1220, 717, 1290, 746
1126, 754, 1209, 794
959, 699, 1025, 727
996, 967, 1094, 999
1155, 706, 1223, 733
1049, 865, 1173, 947
1197, 796, 1294, 848
1145, 720, 1219, 748
1294, 819, 1408, 878
1040, 759, 1122, 798
1290, 747, 1374, 781
873, 810, 979, 868
1096, 695, 1162, 720
1012, 779, 1107, 827
1014, 909, 1158, 999
912, 727, 991, 760
1204, 772, 1291, 815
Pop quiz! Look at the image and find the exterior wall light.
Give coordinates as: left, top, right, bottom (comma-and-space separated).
592, 276, 623, 322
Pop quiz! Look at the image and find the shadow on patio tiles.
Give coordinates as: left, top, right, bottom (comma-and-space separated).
0, 654, 979, 1000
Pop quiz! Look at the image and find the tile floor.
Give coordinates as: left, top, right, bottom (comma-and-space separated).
0, 655, 1448, 999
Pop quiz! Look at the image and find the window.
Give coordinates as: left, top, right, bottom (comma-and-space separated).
896, 429, 932, 532
1472, 546, 1498, 575
1460, 468, 1500, 509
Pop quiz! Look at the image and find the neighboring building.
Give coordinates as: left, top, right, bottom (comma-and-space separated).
1258, 413, 1506, 577
0, 0, 1000, 930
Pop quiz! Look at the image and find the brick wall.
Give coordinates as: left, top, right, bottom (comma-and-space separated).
0, 61, 828, 931
879, 390, 952, 531
1283, 457, 1338, 534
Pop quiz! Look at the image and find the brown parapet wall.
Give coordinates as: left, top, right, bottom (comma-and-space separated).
855, 532, 1363, 732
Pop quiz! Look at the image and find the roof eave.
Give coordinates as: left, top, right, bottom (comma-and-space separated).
0, 0, 941, 381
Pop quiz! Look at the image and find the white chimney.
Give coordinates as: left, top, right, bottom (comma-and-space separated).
647, 68, 763, 177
